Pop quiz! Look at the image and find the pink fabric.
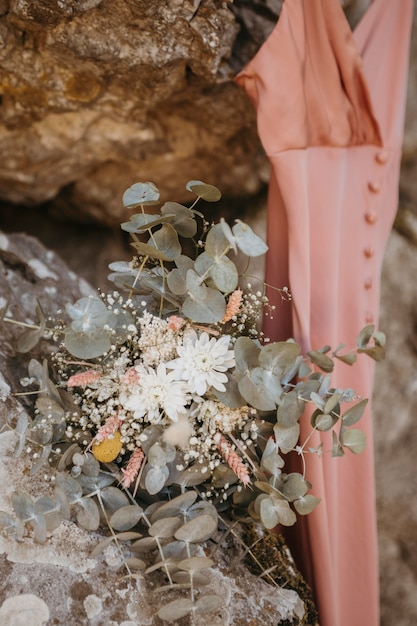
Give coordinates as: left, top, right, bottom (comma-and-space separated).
235, 1, 413, 625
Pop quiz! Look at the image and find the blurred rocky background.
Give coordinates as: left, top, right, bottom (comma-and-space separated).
0, 1, 417, 624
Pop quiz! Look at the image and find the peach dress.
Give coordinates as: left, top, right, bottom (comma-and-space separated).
236, 1, 413, 625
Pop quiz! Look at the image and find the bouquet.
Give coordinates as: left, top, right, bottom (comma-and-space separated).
0, 181, 384, 624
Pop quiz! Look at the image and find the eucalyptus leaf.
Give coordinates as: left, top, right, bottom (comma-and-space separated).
122, 182, 160, 208
324, 392, 343, 415
232, 220, 268, 257
294, 494, 321, 515
157, 598, 194, 621
219, 218, 237, 253
335, 352, 357, 365
340, 428, 367, 454
234, 336, 261, 372
149, 516, 183, 538
175, 514, 218, 543
195, 595, 224, 614
261, 452, 284, 476
182, 287, 225, 323
310, 409, 337, 432
281, 473, 309, 501
259, 341, 301, 378
177, 556, 214, 572
144, 465, 169, 495
259, 494, 297, 528
35, 397, 65, 423
12, 491, 35, 522
75, 498, 100, 530
356, 324, 375, 348
150, 494, 198, 524
35, 496, 62, 531
237, 366, 277, 411
0, 511, 24, 539
147, 442, 167, 468
357, 346, 385, 361
186, 180, 221, 202
205, 224, 231, 259
161, 202, 197, 237
109, 505, 143, 531
66, 296, 111, 332
172, 571, 210, 586
307, 350, 334, 373
342, 398, 368, 426
121, 213, 172, 233
15, 327, 43, 353
276, 390, 304, 427
131, 240, 174, 262
63, 328, 112, 359
147, 223, 181, 261
331, 431, 345, 457
188, 500, 218, 523
273, 422, 300, 453
194, 252, 238, 294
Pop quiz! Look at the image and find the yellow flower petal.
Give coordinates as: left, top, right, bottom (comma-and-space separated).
92, 431, 122, 463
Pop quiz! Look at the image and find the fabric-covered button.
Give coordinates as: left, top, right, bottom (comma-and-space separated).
365, 312, 374, 323
364, 247, 375, 258
364, 277, 373, 290
368, 181, 381, 193
365, 211, 378, 224
375, 150, 389, 164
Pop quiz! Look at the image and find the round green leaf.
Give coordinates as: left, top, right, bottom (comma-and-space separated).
161, 202, 197, 237
122, 182, 160, 208
186, 180, 221, 202
63, 328, 112, 359
175, 514, 218, 543
340, 428, 367, 454
158, 598, 194, 621
294, 494, 321, 515
342, 398, 368, 426
109, 505, 143, 531
232, 220, 268, 257
273, 422, 300, 453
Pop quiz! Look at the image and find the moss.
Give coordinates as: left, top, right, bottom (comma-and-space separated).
242, 525, 319, 626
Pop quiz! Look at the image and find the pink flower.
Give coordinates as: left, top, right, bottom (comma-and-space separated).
67, 369, 101, 387
216, 434, 251, 485
121, 447, 145, 490
120, 367, 140, 385
167, 315, 185, 332
221, 289, 243, 323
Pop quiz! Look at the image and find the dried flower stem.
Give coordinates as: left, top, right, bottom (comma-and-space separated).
216, 434, 251, 485
121, 447, 145, 493
221, 289, 243, 323
67, 369, 102, 388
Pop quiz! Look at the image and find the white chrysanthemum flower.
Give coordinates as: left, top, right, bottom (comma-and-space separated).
167, 330, 235, 396
120, 363, 190, 423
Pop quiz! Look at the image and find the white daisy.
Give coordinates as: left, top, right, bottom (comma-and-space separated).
167, 329, 235, 396
120, 363, 190, 423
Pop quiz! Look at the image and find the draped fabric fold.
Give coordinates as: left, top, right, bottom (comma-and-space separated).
235, 1, 414, 625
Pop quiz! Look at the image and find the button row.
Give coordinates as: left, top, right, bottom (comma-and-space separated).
362, 150, 389, 324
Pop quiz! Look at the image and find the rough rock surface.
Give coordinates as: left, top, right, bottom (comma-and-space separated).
0, 231, 309, 625
0, 0, 265, 224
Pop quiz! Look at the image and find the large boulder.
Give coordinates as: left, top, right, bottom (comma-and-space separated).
0, 0, 265, 225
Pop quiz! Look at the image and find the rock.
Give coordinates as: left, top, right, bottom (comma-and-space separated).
0, 0, 264, 224
373, 230, 417, 626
